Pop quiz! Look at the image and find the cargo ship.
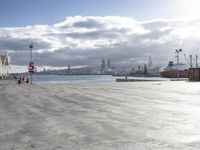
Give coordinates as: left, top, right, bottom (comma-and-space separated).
160, 61, 189, 78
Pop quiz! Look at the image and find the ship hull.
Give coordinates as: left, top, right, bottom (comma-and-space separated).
160, 70, 189, 78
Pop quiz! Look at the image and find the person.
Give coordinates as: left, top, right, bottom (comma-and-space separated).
14, 75, 18, 79
18, 77, 22, 84
22, 76, 25, 82
26, 78, 29, 83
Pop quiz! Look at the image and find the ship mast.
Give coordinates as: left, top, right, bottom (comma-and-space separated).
175, 49, 182, 80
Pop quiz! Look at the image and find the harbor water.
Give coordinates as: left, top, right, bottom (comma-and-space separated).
33, 75, 115, 83
33, 75, 172, 84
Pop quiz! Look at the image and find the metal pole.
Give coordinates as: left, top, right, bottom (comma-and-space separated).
176, 49, 182, 80
177, 52, 179, 80
31, 47, 32, 61
196, 55, 198, 68
29, 43, 33, 84
0, 59, 2, 77
30, 47, 32, 84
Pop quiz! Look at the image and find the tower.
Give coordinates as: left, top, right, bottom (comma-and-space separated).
144, 64, 147, 75
107, 59, 111, 69
68, 64, 71, 71
148, 56, 153, 68
101, 59, 106, 72
67, 64, 71, 74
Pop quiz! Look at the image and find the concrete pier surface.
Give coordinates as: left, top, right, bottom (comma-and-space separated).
0, 80, 200, 150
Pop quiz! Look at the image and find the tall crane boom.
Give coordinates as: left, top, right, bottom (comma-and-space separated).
183, 54, 190, 66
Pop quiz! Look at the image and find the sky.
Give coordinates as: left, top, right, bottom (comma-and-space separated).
0, 0, 174, 27
1, 0, 200, 72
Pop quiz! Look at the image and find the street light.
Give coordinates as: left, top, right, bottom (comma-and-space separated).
175, 49, 182, 80
29, 43, 33, 61
29, 43, 34, 84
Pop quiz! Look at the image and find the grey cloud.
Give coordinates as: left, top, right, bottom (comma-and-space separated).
141, 29, 172, 40
141, 20, 172, 31
8, 38, 189, 68
72, 19, 104, 29
1, 16, 199, 69
48, 28, 130, 40
58, 18, 105, 30
9, 40, 177, 68
65, 30, 121, 39
0, 37, 51, 51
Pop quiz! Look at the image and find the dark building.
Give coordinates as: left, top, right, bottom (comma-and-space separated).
189, 68, 200, 81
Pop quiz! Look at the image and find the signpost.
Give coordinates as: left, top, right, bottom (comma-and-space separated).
29, 43, 35, 84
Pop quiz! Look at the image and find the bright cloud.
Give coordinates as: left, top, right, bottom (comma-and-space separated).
1, 16, 200, 72
175, 0, 200, 18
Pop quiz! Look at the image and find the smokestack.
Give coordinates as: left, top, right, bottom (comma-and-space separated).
196, 55, 198, 68
190, 55, 193, 68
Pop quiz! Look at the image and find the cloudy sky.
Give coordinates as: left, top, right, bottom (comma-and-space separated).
1, 0, 200, 72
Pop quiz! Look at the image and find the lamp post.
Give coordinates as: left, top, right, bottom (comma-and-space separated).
29, 43, 34, 84
29, 43, 33, 61
175, 49, 182, 80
